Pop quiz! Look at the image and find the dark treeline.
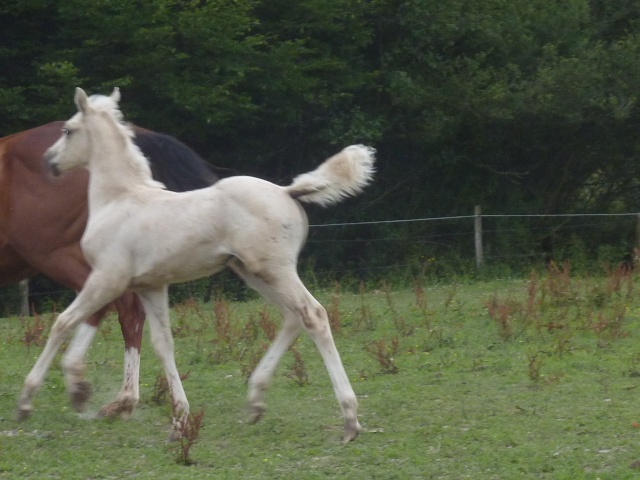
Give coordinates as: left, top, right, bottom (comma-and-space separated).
3, 0, 640, 281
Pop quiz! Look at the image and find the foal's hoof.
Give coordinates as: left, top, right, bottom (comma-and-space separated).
168, 426, 183, 442
16, 405, 33, 422
70, 381, 93, 412
342, 420, 361, 444
247, 403, 266, 425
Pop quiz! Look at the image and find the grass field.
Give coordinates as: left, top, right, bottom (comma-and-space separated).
3, 266, 640, 479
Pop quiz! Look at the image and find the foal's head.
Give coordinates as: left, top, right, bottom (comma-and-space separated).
44, 87, 129, 176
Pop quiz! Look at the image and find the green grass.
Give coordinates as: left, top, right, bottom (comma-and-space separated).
3, 269, 640, 478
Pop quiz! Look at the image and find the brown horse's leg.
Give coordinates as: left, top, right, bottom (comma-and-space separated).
97, 291, 145, 418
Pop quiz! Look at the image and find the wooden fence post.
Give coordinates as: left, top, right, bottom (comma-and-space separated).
19, 279, 29, 316
474, 205, 484, 268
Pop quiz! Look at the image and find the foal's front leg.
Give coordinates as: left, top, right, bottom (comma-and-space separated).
62, 322, 99, 412
138, 286, 189, 439
17, 274, 125, 420
60, 293, 145, 416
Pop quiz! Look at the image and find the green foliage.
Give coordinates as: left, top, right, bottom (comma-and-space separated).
3, 1, 640, 275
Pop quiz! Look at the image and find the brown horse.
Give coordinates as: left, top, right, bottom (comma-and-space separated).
0, 120, 217, 417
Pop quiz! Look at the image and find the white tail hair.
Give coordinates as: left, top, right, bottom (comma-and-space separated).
285, 145, 376, 207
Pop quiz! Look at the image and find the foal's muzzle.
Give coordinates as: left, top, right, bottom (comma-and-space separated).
43, 151, 61, 177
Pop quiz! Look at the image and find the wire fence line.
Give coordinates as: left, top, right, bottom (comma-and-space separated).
311, 208, 640, 267
1, 210, 639, 315
310, 211, 640, 228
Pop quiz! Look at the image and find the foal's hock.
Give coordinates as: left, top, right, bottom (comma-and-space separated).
19, 87, 376, 443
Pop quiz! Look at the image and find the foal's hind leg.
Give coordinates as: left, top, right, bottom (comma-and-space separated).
229, 261, 300, 422
230, 261, 360, 442
295, 292, 361, 442
247, 311, 301, 424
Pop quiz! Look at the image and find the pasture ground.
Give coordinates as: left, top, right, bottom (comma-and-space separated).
2, 268, 640, 479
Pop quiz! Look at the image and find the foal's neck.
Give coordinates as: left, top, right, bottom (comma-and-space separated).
87, 116, 161, 210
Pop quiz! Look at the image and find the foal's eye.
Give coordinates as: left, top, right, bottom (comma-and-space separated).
62, 128, 71, 136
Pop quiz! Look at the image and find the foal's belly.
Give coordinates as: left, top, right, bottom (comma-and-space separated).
129, 250, 230, 289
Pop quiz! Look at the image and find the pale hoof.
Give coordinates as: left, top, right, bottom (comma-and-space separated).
342, 420, 361, 444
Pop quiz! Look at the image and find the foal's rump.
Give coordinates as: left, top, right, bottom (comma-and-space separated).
208, 144, 376, 277
206, 175, 310, 258
207, 143, 376, 266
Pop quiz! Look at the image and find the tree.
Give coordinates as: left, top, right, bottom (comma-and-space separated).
3, 0, 640, 274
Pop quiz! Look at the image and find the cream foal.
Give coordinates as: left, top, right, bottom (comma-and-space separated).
18, 87, 375, 443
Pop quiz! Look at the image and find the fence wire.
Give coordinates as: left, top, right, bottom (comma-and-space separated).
1, 212, 638, 316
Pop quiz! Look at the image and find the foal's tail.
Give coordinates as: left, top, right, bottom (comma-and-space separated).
285, 145, 376, 207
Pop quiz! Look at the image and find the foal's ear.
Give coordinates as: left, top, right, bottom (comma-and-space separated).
110, 87, 121, 103
74, 87, 90, 113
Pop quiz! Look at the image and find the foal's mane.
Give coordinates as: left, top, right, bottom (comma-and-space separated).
88, 93, 126, 124
87, 94, 166, 190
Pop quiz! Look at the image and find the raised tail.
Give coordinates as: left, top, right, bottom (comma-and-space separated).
285, 145, 376, 207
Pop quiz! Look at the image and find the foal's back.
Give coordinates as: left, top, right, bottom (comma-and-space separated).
88, 175, 309, 290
